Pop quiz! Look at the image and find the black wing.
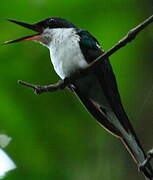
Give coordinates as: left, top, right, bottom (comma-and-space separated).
71, 30, 153, 177
76, 29, 135, 134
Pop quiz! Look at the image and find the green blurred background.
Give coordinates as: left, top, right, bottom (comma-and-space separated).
0, 0, 153, 179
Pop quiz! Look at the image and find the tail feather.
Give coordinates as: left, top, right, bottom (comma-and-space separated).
121, 138, 153, 179
73, 86, 153, 179
142, 164, 153, 180
108, 110, 153, 179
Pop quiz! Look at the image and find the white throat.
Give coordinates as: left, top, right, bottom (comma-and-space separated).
45, 28, 88, 79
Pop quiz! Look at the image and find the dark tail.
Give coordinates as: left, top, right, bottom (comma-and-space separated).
121, 137, 153, 179
104, 106, 153, 179
72, 84, 153, 179
142, 164, 153, 180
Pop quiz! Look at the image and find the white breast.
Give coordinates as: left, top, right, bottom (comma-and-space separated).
48, 28, 88, 79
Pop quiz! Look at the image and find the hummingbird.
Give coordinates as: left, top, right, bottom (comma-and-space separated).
5, 17, 153, 179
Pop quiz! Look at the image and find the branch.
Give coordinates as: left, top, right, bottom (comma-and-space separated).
18, 79, 67, 95
18, 14, 153, 95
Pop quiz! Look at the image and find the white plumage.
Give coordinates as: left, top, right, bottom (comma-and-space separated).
43, 28, 88, 79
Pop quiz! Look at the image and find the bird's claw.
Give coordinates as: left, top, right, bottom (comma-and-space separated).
34, 86, 42, 95
138, 160, 148, 172
148, 148, 153, 158
138, 148, 153, 172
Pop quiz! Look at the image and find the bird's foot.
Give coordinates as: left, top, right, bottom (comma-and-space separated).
138, 148, 153, 172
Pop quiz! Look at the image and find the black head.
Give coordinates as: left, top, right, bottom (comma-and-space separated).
36, 17, 76, 29
4, 17, 76, 44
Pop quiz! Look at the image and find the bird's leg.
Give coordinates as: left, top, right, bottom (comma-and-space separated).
17, 78, 70, 95
138, 148, 153, 172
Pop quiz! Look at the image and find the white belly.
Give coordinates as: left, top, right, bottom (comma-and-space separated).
49, 28, 88, 79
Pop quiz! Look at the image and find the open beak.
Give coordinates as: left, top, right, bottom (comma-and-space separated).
4, 19, 44, 44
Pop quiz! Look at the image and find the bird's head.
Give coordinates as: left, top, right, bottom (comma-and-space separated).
5, 17, 76, 47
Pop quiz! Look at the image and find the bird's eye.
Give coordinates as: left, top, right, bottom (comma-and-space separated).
44, 19, 51, 27
46, 19, 53, 26
47, 18, 56, 28
49, 18, 54, 23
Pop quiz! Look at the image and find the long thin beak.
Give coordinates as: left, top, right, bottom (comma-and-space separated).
4, 19, 44, 44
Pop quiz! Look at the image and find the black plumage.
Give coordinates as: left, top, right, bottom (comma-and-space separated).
73, 29, 153, 179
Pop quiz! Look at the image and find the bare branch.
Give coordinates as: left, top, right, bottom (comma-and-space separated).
18, 79, 67, 95
18, 15, 153, 95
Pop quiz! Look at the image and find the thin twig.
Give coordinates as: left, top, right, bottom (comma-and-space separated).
18, 15, 153, 95
18, 79, 67, 95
